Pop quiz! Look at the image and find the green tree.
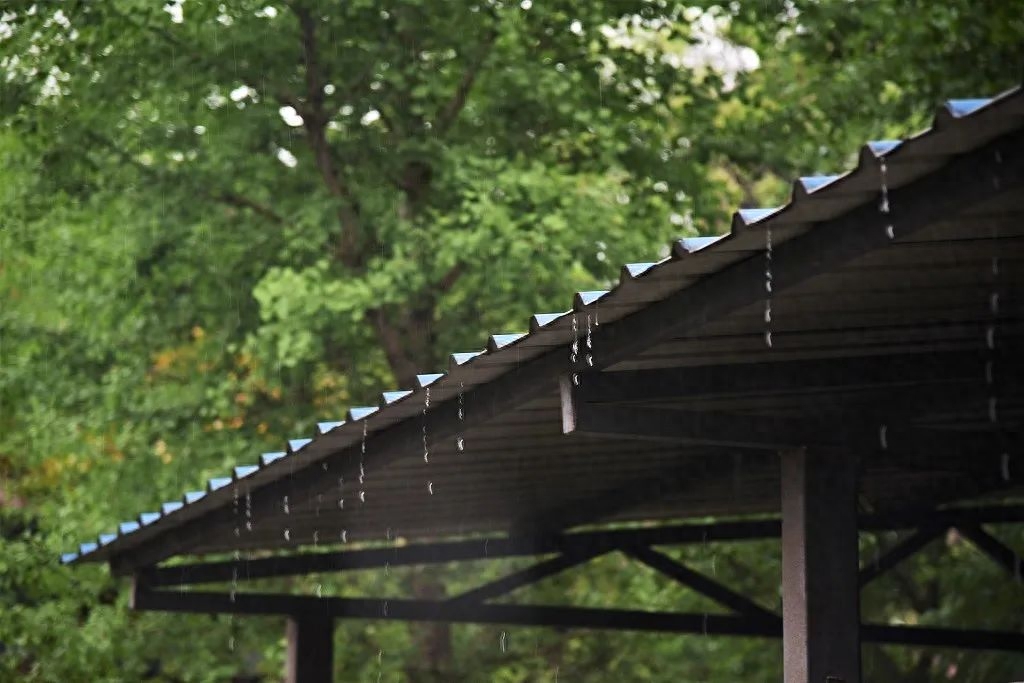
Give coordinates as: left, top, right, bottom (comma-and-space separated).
2, 0, 1022, 680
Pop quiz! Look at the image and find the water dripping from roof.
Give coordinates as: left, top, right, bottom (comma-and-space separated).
879, 158, 894, 239
764, 226, 773, 348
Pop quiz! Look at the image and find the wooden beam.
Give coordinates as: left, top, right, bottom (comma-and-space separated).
142, 505, 1024, 587
130, 585, 1024, 651
109, 129, 1024, 571
859, 526, 946, 588
447, 548, 606, 605
563, 378, 829, 449
623, 545, 779, 622
287, 614, 333, 683
781, 449, 861, 683
957, 523, 1024, 582
574, 351, 1011, 404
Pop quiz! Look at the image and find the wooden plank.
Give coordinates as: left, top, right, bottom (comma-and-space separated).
858, 526, 945, 587
957, 523, 1024, 582
781, 449, 860, 683
286, 614, 334, 683
130, 586, 1024, 651
576, 351, 1004, 403
623, 545, 779, 621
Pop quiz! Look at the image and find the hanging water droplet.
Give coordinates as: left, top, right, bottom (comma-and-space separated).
315, 583, 322, 598
456, 436, 465, 451
879, 424, 888, 450
341, 529, 348, 543
283, 528, 290, 541
585, 354, 593, 366
313, 530, 320, 546
359, 490, 366, 503
764, 226, 773, 348
359, 463, 366, 484
572, 373, 580, 386
282, 496, 290, 514
338, 498, 344, 509
499, 631, 508, 652
428, 481, 434, 495
879, 158, 894, 239
885, 224, 895, 240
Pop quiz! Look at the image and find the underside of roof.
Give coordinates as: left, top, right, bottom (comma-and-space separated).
65, 85, 1024, 571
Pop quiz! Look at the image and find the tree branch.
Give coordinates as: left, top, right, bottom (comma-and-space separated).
84, 131, 286, 225
291, 4, 365, 269
435, 28, 499, 135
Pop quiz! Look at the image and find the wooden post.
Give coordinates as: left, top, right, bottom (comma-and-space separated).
286, 614, 334, 683
781, 449, 861, 683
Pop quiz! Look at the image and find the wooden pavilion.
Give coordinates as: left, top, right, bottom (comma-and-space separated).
65, 86, 1024, 682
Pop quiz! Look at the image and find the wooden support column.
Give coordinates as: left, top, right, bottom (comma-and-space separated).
781, 449, 861, 683
286, 613, 334, 683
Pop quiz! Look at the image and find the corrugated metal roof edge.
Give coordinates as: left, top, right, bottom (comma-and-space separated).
62, 84, 1024, 566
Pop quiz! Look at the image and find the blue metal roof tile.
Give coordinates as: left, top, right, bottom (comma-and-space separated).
489, 333, 526, 350
119, 521, 140, 535
623, 262, 657, 278
208, 477, 232, 491
183, 491, 205, 504
383, 390, 412, 404
161, 501, 184, 515
674, 236, 721, 256
450, 351, 483, 366
61, 552, 78, 564
946, 99, 991, 118
736, 207, 780, 226
139, 512, 161, 526
79, 541, 98, 555
574, 290, 609, 308
866, 140, 902, 157
288, 438, 312, 453
348, 406, 378, 420
531, 312, 567, 330
234, 464, 259, 479
416, 373, 445, 388
317, 421, 344, 434
260, 451, 286, 466
798, 175, 841, 193
98, 533, 117, 546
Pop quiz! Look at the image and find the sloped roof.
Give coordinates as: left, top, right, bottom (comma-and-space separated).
64, 84, 1024, 567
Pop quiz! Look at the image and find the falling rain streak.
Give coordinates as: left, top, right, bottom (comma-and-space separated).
359, 420, 368, 504
879, 158, 894, 239
764, 226, 773, 348
456, 381, 466, 453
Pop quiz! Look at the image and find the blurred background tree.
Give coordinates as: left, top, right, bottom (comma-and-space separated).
1, 0, 1022, 680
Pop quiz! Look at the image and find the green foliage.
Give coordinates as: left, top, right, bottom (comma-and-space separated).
2, 0, 1023, 680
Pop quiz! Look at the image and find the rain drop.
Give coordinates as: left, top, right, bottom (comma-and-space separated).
1002, 453, 1011, 481
879, 424, 888, 450
359, 490, 366, 503
282, 495, 289, 514
428, 481, 434, 495
341, 529, 348, 543
879, 158, 894, 239
456, 436, 465, 452
764, 226, 773, 348
283, 528, 290, 541
499, 631, 508, 652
